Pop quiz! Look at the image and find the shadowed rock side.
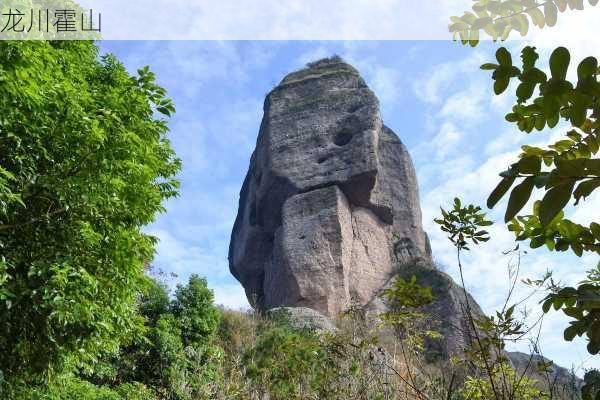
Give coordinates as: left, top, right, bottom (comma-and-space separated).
366, 261, 486, 360
507, 352, 582, 393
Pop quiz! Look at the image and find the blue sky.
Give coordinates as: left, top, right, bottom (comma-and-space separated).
99, 40, 599, 372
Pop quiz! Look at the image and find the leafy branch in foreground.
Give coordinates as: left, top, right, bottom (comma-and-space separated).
530, 264, 600, 354
479, 44, 600, 356
435, 198, 493, 250
484, 45, 599, 255
449, 0, 599, 46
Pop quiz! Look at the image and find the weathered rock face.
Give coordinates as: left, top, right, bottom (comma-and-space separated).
229, 57, 430, 317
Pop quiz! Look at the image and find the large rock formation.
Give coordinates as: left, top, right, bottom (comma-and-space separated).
228, 57, 581, 383
229, 59, 430, 315
228, 56, 479, 357
229, 57, 429, 312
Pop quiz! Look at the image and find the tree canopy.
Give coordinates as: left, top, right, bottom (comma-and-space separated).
0, 40, 180, 385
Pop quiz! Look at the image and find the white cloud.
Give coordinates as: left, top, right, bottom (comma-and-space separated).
429, 122, 464, 160
413, 52, 486, 105
212, 284, 251, 310
146, 228, 230, 279
367, 65, 403, 107
439, 83, 487, 122
484, 129, 524, 156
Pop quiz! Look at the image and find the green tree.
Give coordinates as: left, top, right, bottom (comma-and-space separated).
243, 324, 336, 400
172, 275, 221, 347
459, 364, 547, 400
89, 275, 222, 399
139, 277, 171, 327
0, 41, 180, 386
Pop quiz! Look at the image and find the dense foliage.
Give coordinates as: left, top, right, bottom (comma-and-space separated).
87, 275, 222, 400
3, 272, 222, 399
481, 45, 600, 355
0, 40, 179, 391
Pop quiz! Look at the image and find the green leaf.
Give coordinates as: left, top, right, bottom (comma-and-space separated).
542, 298, 553, 313
517, 156, 541, 174
591, 222, 600, 239
530, 236, 546, 248
496, 47, 512, 66
554, 0, 568, 12
568, 0, 585, 10
481, 63, 499, 70
578, 57, 598, 80
488, 176, 516, 208
539, 180, 576, 226
564, 325, 579, 341
511, 14, 529, 36
526, 8, 546, 28
544, 1, 558, 26
494, 76, 510, 95
505, 177, 535, 222
587, 340, 600, 354
469, 29, 480, 47
534, 116, 546, 130
556, 158, 586, 176
472, 17, 493, 29
516, 82, 536, 103
549, 47, 571, 80
574, 179, 600, 204
570, 99, 588, 127
521, 67, 547, 83
506, 113, 520, 122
